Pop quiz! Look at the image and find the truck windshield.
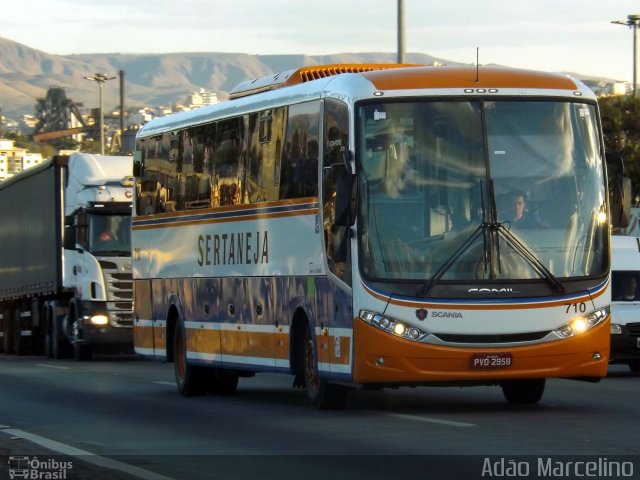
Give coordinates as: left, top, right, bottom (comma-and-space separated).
356, 100, 607, 287
89, 214, 132, 255
612, 271, 640, 301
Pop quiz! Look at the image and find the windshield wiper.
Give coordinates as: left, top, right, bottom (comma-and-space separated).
416, 224, 485, 297
416, 221, 566, 297
497, 224, 565, 294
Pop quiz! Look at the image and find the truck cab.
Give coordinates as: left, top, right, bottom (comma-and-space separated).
610, 235, 640, 372
62, 153, 134, 359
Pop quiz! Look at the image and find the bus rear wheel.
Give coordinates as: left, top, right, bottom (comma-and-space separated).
173, 321, 208, 396
501, 379, 545, 405
208, 368, 239, 395
302, 328, 348, 409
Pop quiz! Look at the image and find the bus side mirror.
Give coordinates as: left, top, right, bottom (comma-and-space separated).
133, 150, 143, 178
334, 172, 356, 227
607, 151, 632, 228
612, 175, 632, 228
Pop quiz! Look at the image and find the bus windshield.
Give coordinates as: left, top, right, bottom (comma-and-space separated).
357, 100, 607, 285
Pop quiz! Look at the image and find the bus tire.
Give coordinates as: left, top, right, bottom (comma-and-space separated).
208, 368, 239, 395
501, 379, 545, 405
173, 321, 207, 396
302, 327, 348, 409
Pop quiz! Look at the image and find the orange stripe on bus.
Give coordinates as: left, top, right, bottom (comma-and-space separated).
133, 325, 154, 349
361, 66, 578, 91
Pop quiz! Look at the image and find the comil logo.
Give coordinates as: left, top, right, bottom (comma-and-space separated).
8, 456, 73, 480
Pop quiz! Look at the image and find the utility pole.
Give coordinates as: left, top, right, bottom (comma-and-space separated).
84, 73, 116, 154
612, 14, 640, 97
397, 0, 406, 64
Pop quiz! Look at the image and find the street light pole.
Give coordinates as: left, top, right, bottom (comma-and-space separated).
612, 14, 640, 97
397, 0, 406, 64
84, 73, 116, 154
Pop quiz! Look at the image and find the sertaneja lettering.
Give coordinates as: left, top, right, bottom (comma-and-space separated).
197, 231, 269, 267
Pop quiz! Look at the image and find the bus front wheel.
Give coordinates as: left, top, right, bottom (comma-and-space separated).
302, 328, 348, 409
501, 379, 545, 405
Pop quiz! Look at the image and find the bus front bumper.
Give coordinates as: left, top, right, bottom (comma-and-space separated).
352, 317, 610, 384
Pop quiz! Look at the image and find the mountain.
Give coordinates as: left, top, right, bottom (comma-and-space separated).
0, 36, 616, 119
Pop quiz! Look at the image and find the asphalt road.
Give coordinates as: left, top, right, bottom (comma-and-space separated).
0, 354, 638, 480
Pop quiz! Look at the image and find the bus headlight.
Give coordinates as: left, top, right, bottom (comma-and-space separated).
360, 310, 429, 342
554, 306, 609, 338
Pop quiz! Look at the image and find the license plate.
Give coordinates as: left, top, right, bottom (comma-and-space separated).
471, 352, 513, 369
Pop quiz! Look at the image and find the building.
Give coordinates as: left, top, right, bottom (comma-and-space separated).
188, 88, 219, 108
0, 139, 44, 181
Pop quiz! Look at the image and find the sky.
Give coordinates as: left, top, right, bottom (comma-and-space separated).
2, 0, 640, 82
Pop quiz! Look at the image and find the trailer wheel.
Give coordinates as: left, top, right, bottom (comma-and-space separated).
0, 308, 8, 353
302, 327, 348, 409
13, 309, 27, 355
173, 321, 207, 396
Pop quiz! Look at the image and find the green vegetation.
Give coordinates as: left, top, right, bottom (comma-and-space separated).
600, 95, 640, 197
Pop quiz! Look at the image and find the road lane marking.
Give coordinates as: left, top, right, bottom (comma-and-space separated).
36, 364, 71, 370
153, 381, 176, 387
366, 411, 476, 427
0, 426, 176, 480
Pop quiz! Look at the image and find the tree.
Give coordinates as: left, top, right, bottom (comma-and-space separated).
600, 96, 640, 198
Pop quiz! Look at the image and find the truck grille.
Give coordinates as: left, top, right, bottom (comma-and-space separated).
100, 260, 133, 328
628, 323, 640, 337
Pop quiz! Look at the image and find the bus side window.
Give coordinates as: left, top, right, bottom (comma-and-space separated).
323, 98, 352, 285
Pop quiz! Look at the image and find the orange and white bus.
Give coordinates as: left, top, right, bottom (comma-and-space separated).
132, 64, 628, 408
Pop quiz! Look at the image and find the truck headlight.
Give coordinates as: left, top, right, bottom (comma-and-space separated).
88, 315, 109, 326
360, 310, 429, 342
554, 306, 609, 338
610, 323, 622, 335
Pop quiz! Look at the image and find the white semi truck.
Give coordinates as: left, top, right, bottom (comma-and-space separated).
610, 235, 640, 372
0, 153, 134, 360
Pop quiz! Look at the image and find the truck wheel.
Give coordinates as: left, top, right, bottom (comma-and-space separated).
0, 308, 8, 353
173, 321, 207, 396
13, 309, 27, 355
73, 343, 93, 361
628, 361, 640, 373
50, 310, 71, 359
70, 312, 92, 361
502, 379, 545, 405
302, 327, 348, 409
44, 307, 55, 358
